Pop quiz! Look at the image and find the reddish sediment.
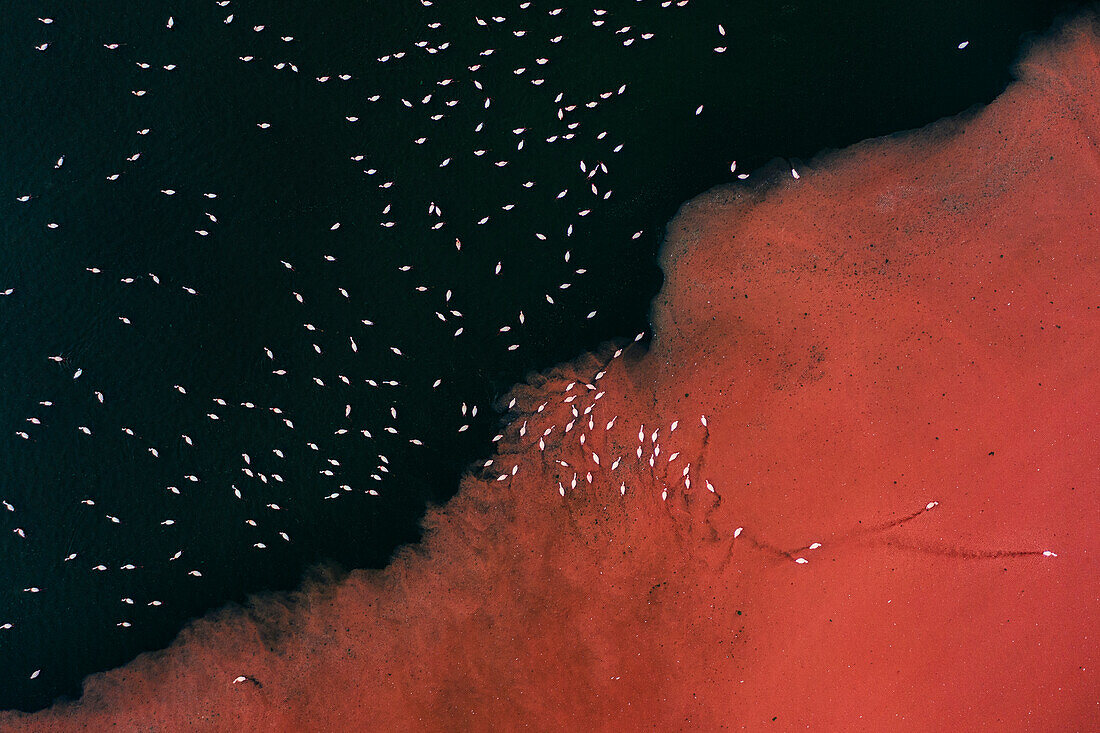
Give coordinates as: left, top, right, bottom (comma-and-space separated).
5, 13, 1098, 732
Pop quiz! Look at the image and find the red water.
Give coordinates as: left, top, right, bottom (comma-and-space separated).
6, 13, 1097, 733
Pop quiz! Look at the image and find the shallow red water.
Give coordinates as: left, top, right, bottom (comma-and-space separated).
5, 13, 1097, 733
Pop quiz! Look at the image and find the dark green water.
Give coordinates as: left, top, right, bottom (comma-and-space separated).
0, 0, 1084, 713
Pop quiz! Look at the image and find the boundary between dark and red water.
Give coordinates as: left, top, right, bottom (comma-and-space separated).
3, 10, 1097, 732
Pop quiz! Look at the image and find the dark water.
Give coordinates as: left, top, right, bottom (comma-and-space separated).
0, 0, 1084, 713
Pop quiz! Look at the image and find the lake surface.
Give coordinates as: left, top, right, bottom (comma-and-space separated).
0, 0, 1083, 712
